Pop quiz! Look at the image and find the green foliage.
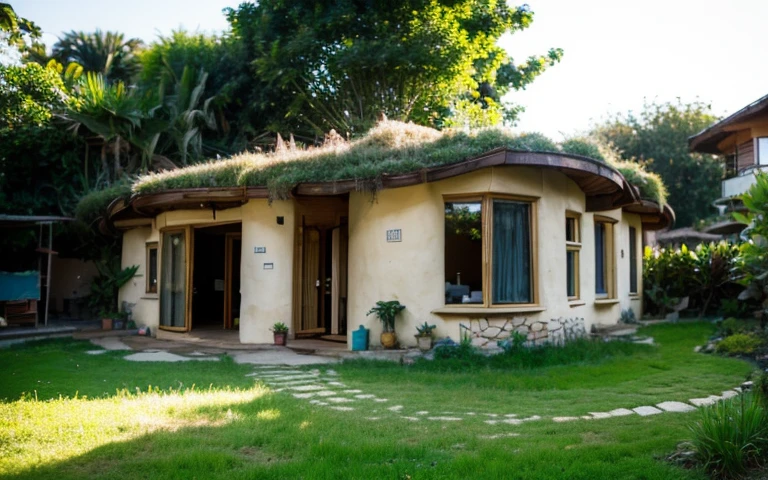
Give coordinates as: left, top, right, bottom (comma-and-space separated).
366, 300, 406, 333
270, 322, 289, 333
0, 62, 70, 128
87, 254, 138, 316
51, 30, 143, 84
0, 3, 42, 58
427, 337, 651, 371
643, 242, 740, 316
689, 393, 768, 477
715, 334, 764, 355
415, 322, 436, 337
734, 171, 768, 329
225, 1, 562, 136
592, 100, 722, 227
75, 182, 133, 226
719, 318, 745, 337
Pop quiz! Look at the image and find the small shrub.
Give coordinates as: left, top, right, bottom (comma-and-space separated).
620, 308, 638, 324
719, 317, 744, 337
432, 336, 479, 362
689, 393, 768, 478
716, 333, 763, 355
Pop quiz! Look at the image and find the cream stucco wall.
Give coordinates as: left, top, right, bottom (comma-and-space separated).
118, 165, 645, 347
118, 201, 294, 342
238, 200, 294, 343
347, 166, 643, 347
118, 226, 158, 330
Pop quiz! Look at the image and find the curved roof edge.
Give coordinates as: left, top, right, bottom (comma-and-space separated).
621, 199, 675, 231
107, 148, 647, 228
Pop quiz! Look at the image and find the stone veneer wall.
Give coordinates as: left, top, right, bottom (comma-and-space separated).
463, 317, 587, 348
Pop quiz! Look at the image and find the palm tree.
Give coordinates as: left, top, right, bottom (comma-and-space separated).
52, 30, 142, 84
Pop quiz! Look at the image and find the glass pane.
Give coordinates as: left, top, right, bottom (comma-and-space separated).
629, 226, 638, 293
595, 223, 606, 295
160, 232, 186, 327
759, 138, 768, 165
492, 200, 531, 304
148, 247, 158, 293
566, 250, 576, 297
444, 201, 482, 304
566, 217, 577, 242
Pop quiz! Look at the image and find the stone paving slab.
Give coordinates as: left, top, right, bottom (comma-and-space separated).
607, 408, 634, 417
232, 351, 338, 366
690, 396, 721, 407
633, 406, 662, 416
124, 351, 219, 362
657, 401, 696, 413
720, 390, 738, 399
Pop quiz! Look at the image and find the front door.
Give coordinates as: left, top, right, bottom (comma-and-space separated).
300, 227, 323, 333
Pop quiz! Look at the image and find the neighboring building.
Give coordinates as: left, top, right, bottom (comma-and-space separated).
106, 122, 672, 348
689, 94, 768, 234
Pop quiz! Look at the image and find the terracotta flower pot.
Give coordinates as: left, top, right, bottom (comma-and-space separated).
102, 318, 113, 330
273, 332, 287, 346
380, 332, 398, 349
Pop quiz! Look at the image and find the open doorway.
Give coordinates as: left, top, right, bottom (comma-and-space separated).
191, 223, 242, 331
294, 197, 349, 342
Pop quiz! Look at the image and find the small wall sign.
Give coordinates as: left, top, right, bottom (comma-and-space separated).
263, 263, 274, 270
254, 246, 266, 254
386, 229, 402, 242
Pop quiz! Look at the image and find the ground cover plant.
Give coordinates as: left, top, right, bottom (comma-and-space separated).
0, 323, 753, 479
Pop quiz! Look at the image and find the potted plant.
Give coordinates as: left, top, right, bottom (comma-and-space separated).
271, 322, 289, 346
415, 322, 436, 351
367, 300, 405, 349
87, 254, 138, 330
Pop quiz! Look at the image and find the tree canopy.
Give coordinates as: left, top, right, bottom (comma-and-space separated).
591, 100, 722, 227
225, 0, 562, 136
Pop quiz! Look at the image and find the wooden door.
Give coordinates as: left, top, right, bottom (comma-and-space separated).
300, 228, 322, 333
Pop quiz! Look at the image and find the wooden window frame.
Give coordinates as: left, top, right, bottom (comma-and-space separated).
443, 193, 539, 308
145, 242, 158, 294
594, 216, 617, 300
566, 212, 581, 301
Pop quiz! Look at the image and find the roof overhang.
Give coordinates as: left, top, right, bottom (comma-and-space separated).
622, 200, 675, 231
106, 149, 642, 229
689, 93, 768, 154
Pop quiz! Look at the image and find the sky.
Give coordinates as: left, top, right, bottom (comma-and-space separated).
13, 0, 768, 139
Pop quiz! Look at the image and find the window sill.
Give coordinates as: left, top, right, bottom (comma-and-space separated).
432, 306, 546, 316
629, 294, 641, 301
568, 300, 586, 307
594, 298, 620, 306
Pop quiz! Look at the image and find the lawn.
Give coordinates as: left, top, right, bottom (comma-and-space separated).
0, 323, 754, 479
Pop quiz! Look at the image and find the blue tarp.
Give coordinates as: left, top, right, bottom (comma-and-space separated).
0, 271, 40, 301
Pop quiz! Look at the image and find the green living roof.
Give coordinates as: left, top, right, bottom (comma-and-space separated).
78, 121, 668, 224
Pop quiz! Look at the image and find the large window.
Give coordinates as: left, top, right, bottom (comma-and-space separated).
594, 218, 615, 298
629, 226, 638, 294
444, 196, 535, 306
146, 242, 158, 294
758, 137, 768, 166
566, 213, 581, 300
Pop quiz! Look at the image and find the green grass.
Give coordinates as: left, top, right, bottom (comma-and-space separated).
0, 323, 753, 479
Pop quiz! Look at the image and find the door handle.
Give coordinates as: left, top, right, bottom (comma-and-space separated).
316, 279, 320, 288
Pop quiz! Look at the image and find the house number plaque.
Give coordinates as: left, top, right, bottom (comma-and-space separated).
386, 229, 402, 242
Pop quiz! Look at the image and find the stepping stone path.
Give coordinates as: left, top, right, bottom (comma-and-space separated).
246, 365, 748, 431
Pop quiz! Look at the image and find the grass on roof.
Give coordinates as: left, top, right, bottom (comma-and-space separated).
76, 122, 668, 222
132, 122, 597, 200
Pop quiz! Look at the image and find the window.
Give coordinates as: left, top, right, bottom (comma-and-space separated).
566, 213, 581, 300
444, 196, 535, 306
629, 226, 638, 294
146, 242, 158, 294
759, 138, 768, 166
594, 218, 615, 298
